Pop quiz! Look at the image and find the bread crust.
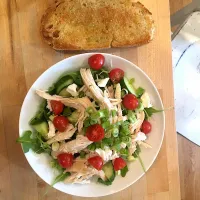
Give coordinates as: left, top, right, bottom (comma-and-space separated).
41, 0, 155, 50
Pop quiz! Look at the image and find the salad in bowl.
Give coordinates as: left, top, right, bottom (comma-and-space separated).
17, 54, 164, 194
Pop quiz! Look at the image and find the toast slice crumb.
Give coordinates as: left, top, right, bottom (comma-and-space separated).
41, 0, 155, 50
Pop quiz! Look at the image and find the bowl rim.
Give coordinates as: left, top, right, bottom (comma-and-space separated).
19, 53, 165, 197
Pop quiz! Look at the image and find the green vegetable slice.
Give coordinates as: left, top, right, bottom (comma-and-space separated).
120, 77, 145, 97
55, 77, 73, 94
102, 161, 115, 182
32, 121, 48, 139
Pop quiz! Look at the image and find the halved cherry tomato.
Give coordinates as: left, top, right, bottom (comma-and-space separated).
113, 157, 126, 171
57, 153, 73, 168
88, 156, 103, 171
86, 124, 105, 142
53, 116, 69, 132
88, 54, 105, 70
141, 120, 152, 134
122, 94, 139, 110
109, 68, 124, 83
50, 100, 64, 115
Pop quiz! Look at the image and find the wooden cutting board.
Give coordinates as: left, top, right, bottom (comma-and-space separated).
0, 0, 181, 199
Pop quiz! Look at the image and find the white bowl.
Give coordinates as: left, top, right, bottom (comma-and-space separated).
19, 53, 165, 197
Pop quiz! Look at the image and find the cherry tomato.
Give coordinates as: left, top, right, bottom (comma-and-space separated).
141, 120, 152, 134
122, 94, 139, 110
109, 68, 124, 83
50, 100, 64, 115
53, 116, 69, 132
88, 54, 105, 70
88, 156, 103, 171
57, 153, 74, 168
113, 157, 126, 171
86, 124, 105, 142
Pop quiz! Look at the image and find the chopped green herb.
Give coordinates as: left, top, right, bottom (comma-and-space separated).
111, 110, 117, 117
120, 121, 131, 136
127, 110, 136, 123
102, 138, 113, 146
120, 148, 129, 157
102, 121, 111, 130
112, 127, 119, 137
91, 109, 109, 119
105, 131, 112, 138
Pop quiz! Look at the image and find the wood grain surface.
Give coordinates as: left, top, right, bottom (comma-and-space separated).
0, 0, 180, 199
170, 0, 192, 15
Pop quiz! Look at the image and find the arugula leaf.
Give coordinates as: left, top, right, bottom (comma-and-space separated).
133, 148, 146, 173
29, 101, 47, 125
98, 178, 112, 186
17, 131, 51, 154
121, 165, 128, 177
51, 172, 71, 186
133, 143, 141, 158
17, 131, 34, 153
144, 107, 163, 119
35, 133, 51, 154
137, 154, 146, 173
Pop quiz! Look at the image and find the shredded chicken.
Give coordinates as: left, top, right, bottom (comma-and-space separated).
111, 115, 127, 124
107, 85, 114, 98
139, 141, 152, 148
47, 124, 76, 144
80, 68, 113, 110
79, 85, 93, 99
115, 83, 123, 119
47, 121, 56, 139
54, 135, 92, 156
35, 90, 94, 132
129, 111, 145, 133
46, 100, 52, 111
64, 157, 106, 184
128, 143, 137, 155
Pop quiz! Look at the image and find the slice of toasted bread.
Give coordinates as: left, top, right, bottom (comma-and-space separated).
41, 0, 155, 50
